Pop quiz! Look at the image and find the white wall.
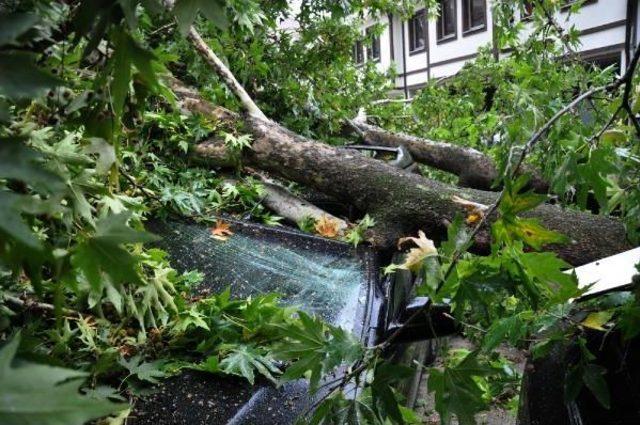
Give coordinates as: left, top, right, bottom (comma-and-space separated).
364, 0, 633, 92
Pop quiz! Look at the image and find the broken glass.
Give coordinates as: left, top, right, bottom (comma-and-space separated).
147, 220, 369, 326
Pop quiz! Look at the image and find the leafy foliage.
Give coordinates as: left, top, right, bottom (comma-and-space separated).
1, 0, 639, 424
0, 334, 125, 425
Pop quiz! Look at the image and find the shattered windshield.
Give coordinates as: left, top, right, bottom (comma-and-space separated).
148, 220, 370, 326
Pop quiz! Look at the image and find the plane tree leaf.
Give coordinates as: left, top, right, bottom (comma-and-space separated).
119, 355, 167, 384
427, 351, 494, 425
218, 344, 280, 385
0, 334, 125, 425
173, 0, 228, 34
0, 13, 39, 46
274, 312, 363, 392
72, 212, 159, 297
0, 52, 62, 100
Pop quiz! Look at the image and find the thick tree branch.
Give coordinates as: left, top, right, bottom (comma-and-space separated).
168, 23, 634, 267
186, 28, 267, 121
349, 120, 549, 192
189, 108, 630, 266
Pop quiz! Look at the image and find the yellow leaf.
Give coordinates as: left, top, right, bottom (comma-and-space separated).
397, 230, 438, 272
314, 215, 340, 238
582, 311, 614, 331
210, 220, 234, 241
452, 195, 487, 225
466, 213, 481, 225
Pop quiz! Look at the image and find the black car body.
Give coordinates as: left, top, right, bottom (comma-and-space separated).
131, 218, 438, 424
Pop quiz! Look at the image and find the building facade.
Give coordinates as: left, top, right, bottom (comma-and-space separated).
355, 0, 640, 97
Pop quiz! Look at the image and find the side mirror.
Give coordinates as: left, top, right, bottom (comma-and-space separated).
383, 297, 458, 344
382, 254, 458, 345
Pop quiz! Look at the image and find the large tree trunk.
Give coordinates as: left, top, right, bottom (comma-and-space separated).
168, 27, 631, 267
188, 108, 630, 266
350, 120, 549, 193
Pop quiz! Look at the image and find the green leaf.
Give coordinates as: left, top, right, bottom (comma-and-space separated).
582, 363, 610, 409
119, 355, 167, 384
500, 177, 547, 216
600, 129, 627, 145
576, 148, 617, 212
109, 31, 162, 120
173, 0, 199, 34
581, 311, 614, 331
0, 138, 66, 193
0, 98, 10, 123
0, 52, 62, 100
371, 362, 414, 423
0, 13, 39, 46
84, 138, 116, 175
565, 364, 584, 402
519, 252, 580, 303
0, 333, 125, 425
482, 314, 528, 352
440, 214, 470, 258
427, 351, 493, 425
274, 312, 363, 392
219, 345, 280, 385
111, 32, 133, 120
117, 0, 139, 30
173, 0, 228, 34
493, 216, 568, 251
0, 192, 44, 250
72, 212, 159, 296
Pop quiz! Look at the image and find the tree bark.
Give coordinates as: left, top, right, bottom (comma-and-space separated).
168, 26, 631, 267
191, 112, 631, 266
350, 120, 550, 193
228, 176, 349, 232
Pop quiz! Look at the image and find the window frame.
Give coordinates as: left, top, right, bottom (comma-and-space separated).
408, 9, 427, 55
365, 27, 381, 62
462, 0, 487, 36
561, 0, 597, 12
436, 0, 458, 44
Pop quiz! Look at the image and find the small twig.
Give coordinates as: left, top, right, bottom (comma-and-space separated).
442, 312, 487, 334
120, 169, 160, 203
3, 293, 81, 317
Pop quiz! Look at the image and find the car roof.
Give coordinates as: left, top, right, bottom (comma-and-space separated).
571, 247, 640, 298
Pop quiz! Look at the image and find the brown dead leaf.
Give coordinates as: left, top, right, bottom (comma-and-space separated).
314, 215, 340, 238
210, 220, 234, 241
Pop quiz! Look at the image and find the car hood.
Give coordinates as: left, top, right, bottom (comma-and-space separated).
131, 218, 380, 424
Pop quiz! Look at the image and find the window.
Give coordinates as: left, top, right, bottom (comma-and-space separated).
408, 10, 426, 54
584, 52, 621, 74
366, 27, 380, 61
353, 40, 364, 64
522, 1, 534, 19
462, 0, 486, 34
437, 0, 457, 42
562, 0, 597, 10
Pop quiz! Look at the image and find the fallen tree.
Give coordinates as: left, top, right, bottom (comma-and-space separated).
172, 75, 630, 267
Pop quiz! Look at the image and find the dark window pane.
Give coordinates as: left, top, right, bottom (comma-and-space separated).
353, 40, 364, 64
409, 11, 426, 52
471, 0, 486, 27
463, 0, 486, 32
443, 0, 456, 36
437, 0, 456, 40
366, 28, 380, 60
